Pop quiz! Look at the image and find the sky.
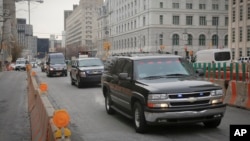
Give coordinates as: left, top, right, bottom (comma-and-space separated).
16, 0, 80, 39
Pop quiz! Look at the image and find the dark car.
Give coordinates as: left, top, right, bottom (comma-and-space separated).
101, 53, 226, 133
46, 52, 67, 77
70, 57, 104, 88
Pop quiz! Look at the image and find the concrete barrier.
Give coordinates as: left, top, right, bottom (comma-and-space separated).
225, 80, 250, 110
26, 65, 72, 141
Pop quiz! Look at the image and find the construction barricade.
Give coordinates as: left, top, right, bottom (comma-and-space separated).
26, 64, 72, 141
225, 80, 250, 110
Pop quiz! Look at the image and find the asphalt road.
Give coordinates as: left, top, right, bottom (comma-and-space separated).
0, 71, 30, 141
1, 68, 250, 141
34, 67, 250, 141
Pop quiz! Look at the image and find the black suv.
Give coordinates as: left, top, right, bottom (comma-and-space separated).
101, 53, 226, 133
70, 57, 104, 88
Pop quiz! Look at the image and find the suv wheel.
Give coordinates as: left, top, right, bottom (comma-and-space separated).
133, 102, 147, 133
76, 76, 82, 88
203, 119, 221, 128
70, 75, 75, 85
105, 93, 115, 114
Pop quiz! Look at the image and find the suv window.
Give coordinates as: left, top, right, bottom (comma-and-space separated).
134, 58, 194, 79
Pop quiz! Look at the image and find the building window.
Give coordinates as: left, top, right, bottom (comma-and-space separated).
160, 2, 163, 8
199, 16, 206, 25
159, 15, 163, 24
134, 37, 137, 47
172, 34, 179, 45
232, 28, 235, 42
199, 34, 206, 46
247, 26, 250, 41
248, 4, 250, 19
240, 6, 243, 21
199, 4, 206, 10
224, 35, 228, 46
212, 17, 219, 26
239, 48, 242, 57
173, 3, 179, 9
212, 4, 219, 10
173, 16, 179, 25
247, 48, 250, 56
225, 17, 228, 26
186, 3, 192, 9
186, 16, 193, 25
239, 27, 243, 42
232, 48, 235, 60
225, 4, 228, 10
233, 8, 236, 22
233, 0, 236, 5
187, 34, 193, 45
159, 34, 163, 45
143, 17, 146, 26
212, 35, 218, 46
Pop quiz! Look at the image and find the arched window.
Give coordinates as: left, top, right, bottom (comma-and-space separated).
187, 34, 193, 45
172, 34, 179, 45
199, 34, 206, 46
224, 35, 228, 46
212, 34, 218, 46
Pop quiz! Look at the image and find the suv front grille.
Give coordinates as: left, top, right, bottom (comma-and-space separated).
168, 91, 211, 107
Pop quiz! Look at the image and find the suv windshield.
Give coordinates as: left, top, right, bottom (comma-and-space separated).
135, 58, 195, 79
79, 59, 103, 67
16, 60, 26, 64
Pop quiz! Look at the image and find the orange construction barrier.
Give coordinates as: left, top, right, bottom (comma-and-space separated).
246, 83, 250, 109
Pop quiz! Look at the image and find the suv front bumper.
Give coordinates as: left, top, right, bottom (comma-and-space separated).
144, 105, 226, 124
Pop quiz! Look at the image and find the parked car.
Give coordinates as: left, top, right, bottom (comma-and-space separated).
237, 57, 250, 63
101, 53, 226, 133
70, 57, 104, 88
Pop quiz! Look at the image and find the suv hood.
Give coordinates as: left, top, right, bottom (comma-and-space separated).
79, 66, 104, 71
135, 77, 220, 93
50, 63, 66, 67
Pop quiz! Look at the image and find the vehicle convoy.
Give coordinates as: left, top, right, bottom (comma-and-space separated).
101, 53, 226, 133
195, 48, 232, 67
45, 52, 67, 77
70, 57, 104, 88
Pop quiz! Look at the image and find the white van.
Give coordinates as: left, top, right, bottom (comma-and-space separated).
195, 48, 232, 68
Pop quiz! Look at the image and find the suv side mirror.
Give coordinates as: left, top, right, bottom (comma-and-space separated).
118, 73, 129, 80
196, 69, 204, 76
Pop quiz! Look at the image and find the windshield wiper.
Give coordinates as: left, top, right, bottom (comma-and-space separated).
165, 73, 189, 77
141, 75, 165, 79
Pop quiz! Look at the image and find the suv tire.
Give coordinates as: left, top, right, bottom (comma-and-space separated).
105, 92, 115, 114
133, 102, 147, 133
76, 76, 82, 88
203, 119, 221, 128
70, 75, 75, 85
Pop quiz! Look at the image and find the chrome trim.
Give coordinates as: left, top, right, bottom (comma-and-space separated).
144, 106, 226, 122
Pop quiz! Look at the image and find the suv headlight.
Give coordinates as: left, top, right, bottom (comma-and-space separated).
148, 94, 168, 100
211, 89, 223, 96
80, 71, 86, 77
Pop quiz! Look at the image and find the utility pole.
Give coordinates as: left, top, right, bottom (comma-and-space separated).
16, 0, 43, 24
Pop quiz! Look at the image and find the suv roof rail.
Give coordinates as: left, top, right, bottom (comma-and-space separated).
111, 51, 172, 57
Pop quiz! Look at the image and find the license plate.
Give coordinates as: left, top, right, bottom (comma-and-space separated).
56, 72, 62, 75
